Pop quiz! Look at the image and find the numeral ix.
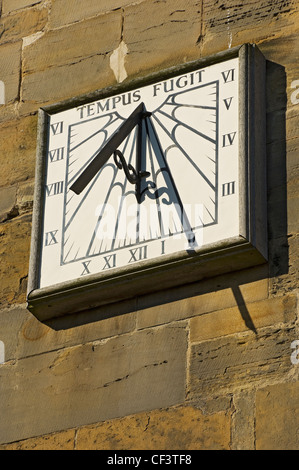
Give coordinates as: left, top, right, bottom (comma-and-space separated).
45, 230, 58, 246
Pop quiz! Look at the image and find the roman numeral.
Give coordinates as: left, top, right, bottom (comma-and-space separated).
49, 147, 64, 163
50, 121, 64, 136
45, 230, 58, 246
223, 132, 237, 147
46, 181, 64, 197
128, 246, 148, 263
222, 69, 235, 83
223, 97, 233, 110
81, 261, 91, 276
222, 181, 236, 197
103, 254, 116, 270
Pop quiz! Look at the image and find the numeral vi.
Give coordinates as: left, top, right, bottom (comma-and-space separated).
50, 121, 64, 136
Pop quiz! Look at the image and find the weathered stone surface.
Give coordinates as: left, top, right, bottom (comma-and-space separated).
269, 234, 299, 295
256, 382, 299, 450
201, 0, 299, 56
0, 7, 48, 45
49, 0, 135, 29
0, 41, 21, 104
76, 405, 231, 450
287, 189, 299, 235
190, 295, 297, 342
2, 0, 41, 15
0, 404, 231, 450
0, 429, 75, 450
23, 11, 121, 73
0, 215, 31, 308
16, 180, 34, 216
21, 11, 121, 105
189, 325, 297, 398
0, 185, 17, 222
124, 0, 203, 77
0, 302, 137, 364
0, 307, 26, 362
0, 323, 187, 444
0, 115, 37, 187
137, 265, 268, 329
231, 390, 255, 450
22, 54, 115, 106
18, 302, 137, 360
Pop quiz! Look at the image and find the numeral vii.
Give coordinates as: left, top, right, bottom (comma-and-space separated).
49, 147, 64, 163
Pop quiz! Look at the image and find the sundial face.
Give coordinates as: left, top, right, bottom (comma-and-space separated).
39, 57, 239, 289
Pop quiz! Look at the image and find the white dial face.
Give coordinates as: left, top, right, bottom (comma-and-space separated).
39, 57, 239, 289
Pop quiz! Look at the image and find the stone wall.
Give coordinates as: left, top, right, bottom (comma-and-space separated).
0, 0, 298, 450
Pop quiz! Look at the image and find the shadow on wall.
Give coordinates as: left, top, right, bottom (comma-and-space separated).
46, 60, 288, 334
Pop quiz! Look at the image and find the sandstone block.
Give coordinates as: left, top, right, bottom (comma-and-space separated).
50, 0, 134, 29
0, 41, 21, 104
137, 265, 268, 329
256, 382, 299, 450
16, 180, 34, 216
0, 306, 27, 362
23, 11, 121, 74
0, 429, 75, 450
0, 186, 17, 222
18, 303, 136, 360
0, 215, 31, 307
189, 324, 297, 398
231, 390, 255, 450
123, 0, 203, 77
22, 54, 115, 106
190, 295, 297, 343
21, 11, 121, 105
2, 0, 41, 15
0, 115, 37, 187
269, 234, 299, 294
201, 0, 298, 57
0, 323, 187, 444
287, 188, 299, 234
0, 7, 47, 45
76, 406, 231, 450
